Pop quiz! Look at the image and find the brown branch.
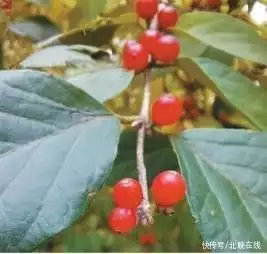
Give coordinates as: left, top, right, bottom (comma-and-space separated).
136, 10, 160, 225
136, 71, 153, 225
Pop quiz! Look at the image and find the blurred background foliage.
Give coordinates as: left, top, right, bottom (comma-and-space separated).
2, 0, 267, 252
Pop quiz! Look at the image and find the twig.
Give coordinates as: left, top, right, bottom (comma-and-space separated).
136, 11, 160, 225
136, 71, 153, 225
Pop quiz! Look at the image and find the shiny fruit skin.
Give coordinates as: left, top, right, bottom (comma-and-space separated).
113, 178, 142, 209
122, 40, 149, 72
139, 30, 161, 55
135, 0, 158, 20
153, 35, 180, 64
151, 170, 186, 207
158, 5, 179, 29
108, 207, 137, 234
151, 94, 184, 125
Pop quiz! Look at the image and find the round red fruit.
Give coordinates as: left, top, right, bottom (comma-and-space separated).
151, 170, 186, 207
183, 96, 196, 110
139, 232, 157, 245
122, 40, 149, 72
207, 0, 221, 7
108, 207, 137, 234
135, 0, 158, 20
113, 178, 142, 209
153, 34, 180, 64
1, 0, 12, 9
158, 4, 179, 29
188, 108, 200, 120
151, 94, 184, 125
139, 30, 161, 55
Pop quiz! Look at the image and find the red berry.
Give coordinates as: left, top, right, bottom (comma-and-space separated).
153, 34, 180, 64
1, 0, 12, 9
218, 111, 229, 123
151, 94, 184, 125
151, 170, 186, 207
158, 4, 179, 30
139, 30, 161, 55
183, 96, 196, 110
113, 178, 142, 209
139, 233, 157, 245
207, 0, 220, 7
135, 0, 158, 20
122, 40, 149, 72
188, 108, 200, 120
108, 207, 137, 234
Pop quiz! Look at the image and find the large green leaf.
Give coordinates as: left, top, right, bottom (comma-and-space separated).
67, 68, 134, 102
177, 12, 267, 65
172, 129, 267, 252
107, 131, 178, 185
0, 70, 120, 251
178, 57, 265, 131
8, 16, 60, 42
177, 29, 233, 65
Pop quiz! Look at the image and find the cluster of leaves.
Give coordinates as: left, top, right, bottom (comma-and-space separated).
1, 0, 267, 252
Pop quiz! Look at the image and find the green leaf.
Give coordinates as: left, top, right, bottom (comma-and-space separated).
200, 47, 233, 66
178, 30, 207, 58
67, 68, 134, 102
178, 12, 267, 65
8, 16, 60, 42
75, 0, 107, 22
0, 70, 120, 251
37, 23, 119, 49
176, 29, 233, 65
107, 131, 178, 185
171, 129, 267, 251
69, 44, 113, 60
20, 45, 94, 68
26, 0, 49, 5
178, 57, 266, 131
194, 116, 223, 128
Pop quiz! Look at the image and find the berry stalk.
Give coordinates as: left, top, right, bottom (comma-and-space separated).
136, 71, 153, 225
136, 11, 160, 225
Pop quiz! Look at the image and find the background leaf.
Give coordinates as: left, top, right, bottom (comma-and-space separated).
37, 24, 119, 49
8, 16, 61, 42
26, 0, 49, 5
107, 131, 178, 185
172, 129, 267, 252
74, 0, 107, 22
177, 12, 267, 65
67, 68, 134, 103
179, 57, 265, 131
0, 70, 120, 251
20, 45, 94, 68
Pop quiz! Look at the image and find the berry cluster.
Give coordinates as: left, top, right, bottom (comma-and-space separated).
1, 0, 12, 16
122, 0, 180, 73
108, 178, 141, 234
108, 170, 186, 234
